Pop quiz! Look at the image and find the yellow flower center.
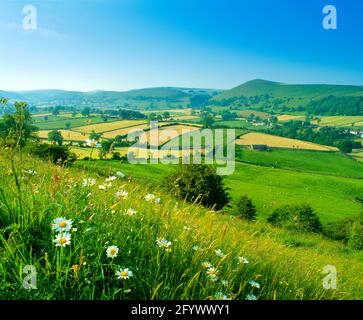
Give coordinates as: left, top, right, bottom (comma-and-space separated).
121, 271, 128, 277
59, 237, 67, 244
110, 249, 116, 255
59, 221, 67, 228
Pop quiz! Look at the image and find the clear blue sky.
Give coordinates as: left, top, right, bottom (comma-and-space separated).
0, 0, 362, 91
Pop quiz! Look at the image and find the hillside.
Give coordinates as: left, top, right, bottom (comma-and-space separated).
214, 79, 363, 100
1, 153, 363, 299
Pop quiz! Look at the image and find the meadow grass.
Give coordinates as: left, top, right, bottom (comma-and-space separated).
1, 153, 363, 300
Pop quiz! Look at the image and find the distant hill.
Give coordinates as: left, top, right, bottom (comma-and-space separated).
214, 79, 363, 100
211, 79, 363, 114
0, 87, 222, 109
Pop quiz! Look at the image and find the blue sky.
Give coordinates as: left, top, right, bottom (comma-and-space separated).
0, 0, 362, 91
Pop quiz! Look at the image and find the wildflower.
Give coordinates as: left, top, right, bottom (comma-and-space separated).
53, 232, 71, 247
72, 228, 78, 233
222, 280, 228, 287
83, 178, 96, 187
52, 217, 73, 232
145, 193, 156, 202
125, 208, 137, 216
248, 280, 261, 289
23, 169, 37, 176
246, 294, 257, 300
156, 238, 172, 252
106, 245, 119, 258
116, 190, 128, 200
192, 245, 199, 251
106, 176, 117, 182
207, 267, 219, 282
215, 249, 225, 258
99, 184, 107, 190
238, 256, 250, 264
116, 171, 126, 178
214, 292, 231, 300
201, 261, 212, 269
86, 139, 100, 148
183, 226, 191, 231
116, 268, 133, 280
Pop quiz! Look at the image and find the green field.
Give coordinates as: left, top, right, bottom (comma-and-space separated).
34, 116, 113, 130
77, 148, 363, 223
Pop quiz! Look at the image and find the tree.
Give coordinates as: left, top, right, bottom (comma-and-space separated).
65, 122, 71, 129
163, 111, 171, 120
234, 195, 257, 221
201, 113, 214, 129
99, 139, 114, 158
164, 164, 230, 210
337, 140, 353, 153
89, 130, 102, 140
81, 107, 91, 117
48, 130, 63, 145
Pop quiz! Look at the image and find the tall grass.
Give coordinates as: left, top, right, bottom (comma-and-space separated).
0, 153, 362, 300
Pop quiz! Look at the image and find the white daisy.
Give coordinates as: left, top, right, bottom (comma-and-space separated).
106, 245, 119, 258
83, 178, 96, 187
86, 139, 100, 148
105, 176, 117, 183
116, 190, 128, 200
207, 267, 219, 282
248, 280, 261, 289
52, 217, 73, 232
125, 208, 137, 216
116, 268, 133, 280
214, 292, 231, 300
238, 256, 250, 264
99, 184, 107, 190
156, 238, 172, 251
145, 193, 156, 202
201, 261, 212, 269
53, 232, 71, 247
215, 249, 225, 258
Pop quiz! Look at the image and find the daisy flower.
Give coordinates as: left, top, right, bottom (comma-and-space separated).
83, 178, 96, 187
106, 245, 119, 258
215, 249, 225, 258
125, 208, 137, 216
201, 261, 212, 269
248, 280, 261, 289
207, 267, 219, 282
86, 139, 100, 148
116, 190, 128, 200
99, 184, 107, 190
52, 217, 73, 232
105, 176, 117, 183
214, 292, 231, 300
116, 268, 133, 280
238, 256, 250, 264
156, 238, 172, 249
246, 294, 257, 300
53, 232, 71, 247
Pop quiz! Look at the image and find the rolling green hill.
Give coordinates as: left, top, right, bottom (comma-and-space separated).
214, 79, 363, 100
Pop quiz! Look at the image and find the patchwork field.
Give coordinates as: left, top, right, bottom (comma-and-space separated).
139, 124, 200, 146
38, 129, 88, 141
72, 120, 147, 134
236, 132, 337, 151
351, 151, 363, 163
312, 116, 363, 127
277, 114, 305, 121
101, 124, 151, 138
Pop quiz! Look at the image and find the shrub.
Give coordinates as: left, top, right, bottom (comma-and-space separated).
347, 221, 363, 250
234, 195, 257, 220
26, 142, 77, 165
267, 204, 322, 233
164, 164, 230, 210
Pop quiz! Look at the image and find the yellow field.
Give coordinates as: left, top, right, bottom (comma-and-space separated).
171, 115, 199, 120
102, 124, 150, 138
278, 114, 305, 121
351, 151, 363, 163
139, 125, 200, 146
142, 108, 192, 115
236, 132, 337, 151
38, 130, 88, 141
72, 120, 147, 134
312, 116, 363, 127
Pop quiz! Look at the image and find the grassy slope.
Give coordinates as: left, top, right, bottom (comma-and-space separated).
1, 154, 363, 299
81, 148, 363, 223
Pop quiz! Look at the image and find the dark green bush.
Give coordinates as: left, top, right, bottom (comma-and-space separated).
267, 204, 323, 233
26, 142, 77, 165
164, 164, 230, 210
234, 195, 257, 220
